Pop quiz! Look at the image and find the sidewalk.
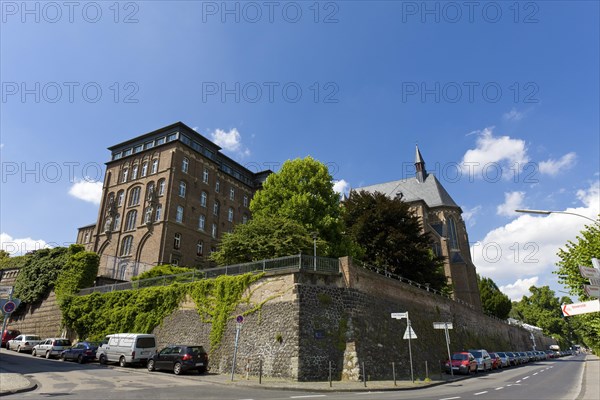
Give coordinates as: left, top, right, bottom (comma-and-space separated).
577, 354, 599, 400
0, 366, 37, 396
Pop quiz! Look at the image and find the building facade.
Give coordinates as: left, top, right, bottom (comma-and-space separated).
354, 146, 483, 311
77, 122, 270, 282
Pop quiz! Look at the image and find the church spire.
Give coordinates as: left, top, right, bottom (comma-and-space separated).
415, 144, 427, 183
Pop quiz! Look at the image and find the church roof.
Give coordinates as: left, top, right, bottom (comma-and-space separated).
355, 174, 460, 210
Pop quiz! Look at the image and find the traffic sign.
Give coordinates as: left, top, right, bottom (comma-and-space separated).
391, 312, 408, 319
403, 325, 417, 339
2, 301, 16, 314
562, 300, 600, 316
0, 286, 13, 297
579, 266, 600, 279
433, 322, 453, 330
236, 315, 244, 323
583, 285, 600, 298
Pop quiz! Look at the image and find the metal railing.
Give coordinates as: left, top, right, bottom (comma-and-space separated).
79, 254, 340, 295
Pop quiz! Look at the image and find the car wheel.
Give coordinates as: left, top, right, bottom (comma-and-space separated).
99, 355, 107, 365
78, 354, 84, 364
147, 359, 155, 372
32, 349, 37, 357
46, 351, 51, 359
60, 353, 66, 361
173, 362, 182, 375
119, 356, 127, 368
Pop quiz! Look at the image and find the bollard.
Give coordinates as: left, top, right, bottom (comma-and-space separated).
425, 360, 429, 380
392, 362, 396, 386
329, 361, 332, 387
362, 362, 366, 387
259, 359, 263, 384
246, 358, 250, 380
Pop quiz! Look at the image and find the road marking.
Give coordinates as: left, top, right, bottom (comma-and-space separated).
516, 380, 522, 383
523, 376, 529, 380
533, 372, 538, 376
474, 391, 488, 396
495, 387, 503, 390
290, 396, 327, 399
439, 397, 461, 400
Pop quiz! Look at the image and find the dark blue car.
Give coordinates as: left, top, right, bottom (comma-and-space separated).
60, 341, 99, 364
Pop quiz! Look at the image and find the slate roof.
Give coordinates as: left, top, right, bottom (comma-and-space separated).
354, 174, 460, 210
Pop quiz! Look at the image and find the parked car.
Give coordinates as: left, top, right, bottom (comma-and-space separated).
489, 352, 502, 369
147, 345, 209, 375
1, 329, 20, 348
468, 349, 493, 372
495, 352, 510, 368
544, 350, 555, 358
32, 338, 72, 359
443, 352, 478, 375
505, 351, 519, 366
60, 341, 99, 363
97, 333, 157, 367
6, 334, 42, 353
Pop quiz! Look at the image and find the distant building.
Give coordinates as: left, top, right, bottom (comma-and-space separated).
353, 146, 483, 311
76, 122, 270, 282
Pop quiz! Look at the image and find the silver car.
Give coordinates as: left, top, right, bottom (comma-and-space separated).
7, 335, 42, 353
32, 338, 72, 359
468, 349, 493, 372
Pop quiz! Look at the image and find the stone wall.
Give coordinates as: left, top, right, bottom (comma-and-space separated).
6, 291, 64, 339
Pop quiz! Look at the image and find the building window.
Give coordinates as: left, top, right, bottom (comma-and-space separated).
128, 187, 141, 206
125, 210, 137, 231
178, 181, 186, 198
197, 241, 203, 256
447, 217, 459, 251
155, 204, 162, 221
211, 223, 217, 238
243, 195, 248, 207
228, 207, 234, 222
156, 137, 165, 145
121, 168, 129, 183
242, 214, 248, 224
117, 190, 124, 206
174, 233, 181, 250
134, 144, 143, 153
213, 201, 220, 216
131, 164, 138, 180
120, 235, 133, 256
151, 159, 159, 174
229, 187, 235, 200
198, 215, 206, 231
141, 162, 148, 177
200, 191, 207, 207
215, 180, 220, 193
144, 141, 154, 150
113, 213, 121, 230
144, 207, 153, 224
146, 182, 155, 200
83, 231, 90, 243
171, 257, 179, 266
158, 179, 166, 196
182, 157, 189, 173
203, 168, 209, 183
176, 206, 184, 223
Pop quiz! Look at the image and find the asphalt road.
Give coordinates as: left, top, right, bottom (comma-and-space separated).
0, 349, 587, 400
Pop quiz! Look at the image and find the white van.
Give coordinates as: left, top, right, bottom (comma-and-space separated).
97, 333, 157, 367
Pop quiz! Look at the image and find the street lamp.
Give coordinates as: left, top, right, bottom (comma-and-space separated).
515, 209, 598, 224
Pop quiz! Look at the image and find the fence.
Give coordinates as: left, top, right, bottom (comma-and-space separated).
79, 254, 340, 295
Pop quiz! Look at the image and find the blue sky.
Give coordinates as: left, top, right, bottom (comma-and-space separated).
1, 1, 599, 300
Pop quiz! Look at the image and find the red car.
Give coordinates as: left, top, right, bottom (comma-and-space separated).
1, 329, 21, 348
489, 352, 502, 369
444, 352, 478, 375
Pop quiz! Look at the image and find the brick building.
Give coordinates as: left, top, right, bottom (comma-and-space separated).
354, 146, 483, 311
76, 122, 270, 282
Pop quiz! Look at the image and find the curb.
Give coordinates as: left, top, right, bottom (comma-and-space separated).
0, 381, 38, 397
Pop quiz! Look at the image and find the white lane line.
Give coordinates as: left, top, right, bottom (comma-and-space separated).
533, 372, 538, 376
516, 380, 522, 383
474, 391, 488, 396
439, 397, 461, 400
523, 376, 530, 380
495, 387, 504, 390
290, 396, 327, 399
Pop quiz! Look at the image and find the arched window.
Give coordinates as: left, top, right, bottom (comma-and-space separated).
120, 235, 133, 256
215, 180, 220, 193
203, 168, 209, 183
117, 190, 124, 206
213, 200, 220, 216
151, 159, 159, 174
242, 214, 248, 224
200, 191, 208, 207
144, 207, 153, 224
447, 217, 459, 251
211, 223, 217, 238
154, 204, 162, 221
128, 187, 141, 206
182, 157, 189, 173
176, 206, 184, 223
113, 213, 121, 230
121, 167, 129, 183
131, 164, 139, 180
141, 162, 148, 177
146, 182, 155, 200
174, 233, 181, 249
125, 210, 138, 231
228, 207, 234, 222
229, 187, 235, 200
196, 240, 203, 256
178, 181, 186, 198
158, 179, 166, 196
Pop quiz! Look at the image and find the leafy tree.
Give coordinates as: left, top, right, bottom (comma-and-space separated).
478, 275, 512, 319
250, 157, 344, 256
342, 190, 447, 291
211, 215, 314, 265
54, 245, 99, 300
13, 247, 69, 303
554, 220, 600, 353
132, 264, 194, 281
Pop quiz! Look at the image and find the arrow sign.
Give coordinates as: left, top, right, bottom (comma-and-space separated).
583, 285, 600, 298
403, 325, 417, 339
562, 300, 600, 316
579, 266, 600, 279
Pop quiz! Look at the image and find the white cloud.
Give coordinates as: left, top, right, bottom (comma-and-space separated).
497, 191, 525, 217
503, 108, 525, 121
460, 127, 529, 179
69, 179, 103, 205
333, 179, 350, 196
500, 277, 539, 301
538, 152, 577, 176
0, 233, 51, 255
462, 205, 482, 227
210, 128, 250, 157
472, 181, 599, 290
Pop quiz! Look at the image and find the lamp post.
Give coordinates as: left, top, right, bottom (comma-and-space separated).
515, 209, 598, 224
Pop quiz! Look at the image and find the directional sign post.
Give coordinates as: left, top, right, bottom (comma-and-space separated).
231, 315, 244, 381
433, 322, 453, 377
578, 262, 600, 299
0, 287, 16, 340
391, 311, 415, 382
562, 300, 600, 317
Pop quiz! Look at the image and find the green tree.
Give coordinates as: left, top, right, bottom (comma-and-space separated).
342, 190, 447, 291
554, 221, 600, 353
132, 264, 194, 281
211, 215, 314, 265
250, 157, 344, 256
54, 245, 99, 300
478, 275, 512, 319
